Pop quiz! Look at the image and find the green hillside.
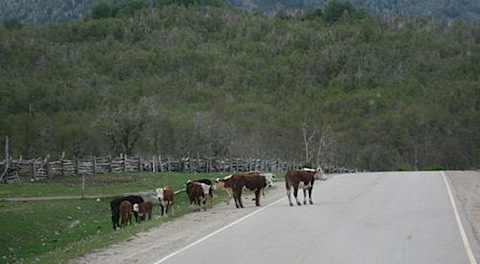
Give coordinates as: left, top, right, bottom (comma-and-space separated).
1, 3, 479, 171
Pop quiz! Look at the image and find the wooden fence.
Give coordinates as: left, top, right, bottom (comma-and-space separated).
0, 155, 311, 181
0, 154, 356, 182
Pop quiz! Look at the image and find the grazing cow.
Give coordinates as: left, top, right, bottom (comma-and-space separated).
133, 200, 153, 221
185, 180, 209, 211
156, 186, 175, 216
119, 200, 132, 227
285, 167, 326, 206
190, 179, 214, 204
110, 195, 144, 230
225, 172, 269, 208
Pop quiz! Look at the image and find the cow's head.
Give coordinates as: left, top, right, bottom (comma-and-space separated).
133, 203, 140, 212
261, 173, 275, 187
155, 188, 165, 201
214, 175, 232, 189
314, 167, 327, 181
199, 183, 210, 196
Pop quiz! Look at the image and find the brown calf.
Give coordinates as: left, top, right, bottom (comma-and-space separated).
119, 200, 132, 227
133, 200, 153, 221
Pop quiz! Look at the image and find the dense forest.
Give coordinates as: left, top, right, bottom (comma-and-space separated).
0, 1, 479, 171
1, 0, 480, 25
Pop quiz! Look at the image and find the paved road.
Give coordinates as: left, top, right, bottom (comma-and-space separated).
154, 171, 478, 264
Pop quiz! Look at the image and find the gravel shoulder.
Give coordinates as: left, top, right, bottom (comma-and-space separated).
71, 171, 480, 264
70, 182, 289, 264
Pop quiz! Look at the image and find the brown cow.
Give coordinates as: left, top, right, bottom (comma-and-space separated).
156, 187, 175, 216
133, 200, 153, 221
185, 180, 209, 211
215, 172, 274, 206
285, 167, 326, 206
119, 200, 132, 227
224, 172, 268, 209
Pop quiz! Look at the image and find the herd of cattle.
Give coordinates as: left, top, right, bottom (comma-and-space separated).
110, 167, 327, 229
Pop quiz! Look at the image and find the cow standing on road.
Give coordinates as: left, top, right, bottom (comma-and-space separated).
216, 172, 268, 208
285, 167, 326, 206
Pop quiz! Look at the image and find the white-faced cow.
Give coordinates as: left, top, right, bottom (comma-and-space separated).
185, 180, 210, 211
285, 167, 326, 206
133, 200, 153, 221
155, 186, 175, 216
189, 179, 214, 204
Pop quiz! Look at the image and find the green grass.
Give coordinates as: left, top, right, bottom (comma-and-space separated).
0, 172, 233, 263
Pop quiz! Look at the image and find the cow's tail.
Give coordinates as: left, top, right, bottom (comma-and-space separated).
285, 177, 291, 191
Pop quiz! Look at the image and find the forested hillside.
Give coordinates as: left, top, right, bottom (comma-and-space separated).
1, 0, 480, 25
1, 2, 479, 171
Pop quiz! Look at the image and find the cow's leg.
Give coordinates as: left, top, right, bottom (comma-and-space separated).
293, 183, 301, 206
303, 187, 308, 205
159, 203, 165, 216
202, 196, 207, 211
238, 190, 244, 208
308, 186, 313, 204
133, 211, 139, 223
112, 209, 120, 230
254, 190, 261, 206
286, 181, 294, 206
233, 188, 244, 208
233, 190, 240, 208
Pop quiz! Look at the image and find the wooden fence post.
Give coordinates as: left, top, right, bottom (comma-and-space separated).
81, 173, 86, 199
93, 156, 97, 175
108, 155, 112, 173
138, 156, 142, 172
123, 154, 127, 174
152, 156, 156, 173
31, 160, 36, 181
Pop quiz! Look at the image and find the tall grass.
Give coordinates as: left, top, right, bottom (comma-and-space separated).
0, 172, 231, 263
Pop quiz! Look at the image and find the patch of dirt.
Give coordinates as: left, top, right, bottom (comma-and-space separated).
70, 171, 480, 264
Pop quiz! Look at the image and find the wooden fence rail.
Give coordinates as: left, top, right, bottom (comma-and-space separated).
0, 154, 355, 182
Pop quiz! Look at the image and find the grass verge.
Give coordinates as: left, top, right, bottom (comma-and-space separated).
0, 172, 232, 263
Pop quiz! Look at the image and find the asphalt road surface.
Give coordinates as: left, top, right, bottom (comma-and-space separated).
153, 171, 478, 264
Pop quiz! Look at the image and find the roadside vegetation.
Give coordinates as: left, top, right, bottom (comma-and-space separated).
1, 1, 478, 171
0, 172, 233, 263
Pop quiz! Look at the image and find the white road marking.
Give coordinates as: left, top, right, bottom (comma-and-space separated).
151, 197, 287, 264
441, 171, 477, 264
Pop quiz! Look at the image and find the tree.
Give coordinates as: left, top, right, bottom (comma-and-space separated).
96, 97, 154, 155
